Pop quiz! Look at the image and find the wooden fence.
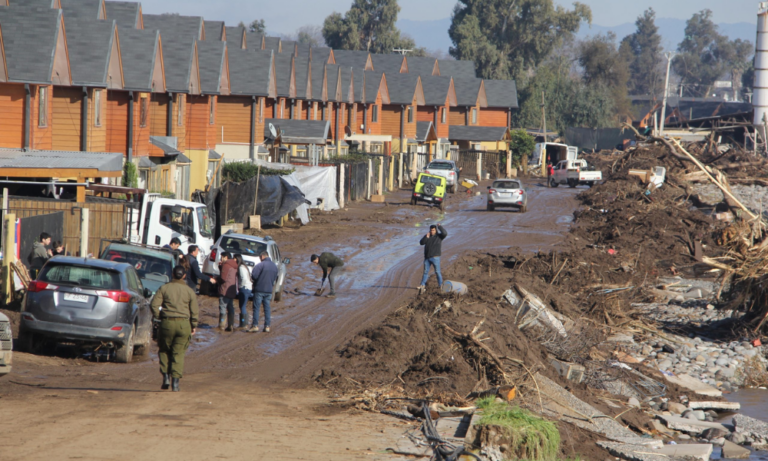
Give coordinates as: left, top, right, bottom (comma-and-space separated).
455, 150, 506, 180
8, 199, 126, 257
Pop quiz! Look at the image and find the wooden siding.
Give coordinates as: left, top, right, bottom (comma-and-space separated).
10, 199, 125, 258
216, 96, 251, 144
449, 106, 467, 126
367, 95, 383, 135
0, 84, 26, 148
88, 89, 108, 152
185, 95, 212, 149
479, 107, 509, 127
417, 103, 450, 138
52, 87, 83, 152
133, 92, 151, 157
405, 101, 417, 139
106, 91, 129, 156
173, 93, 186, 153
149, 93, 169, 156
381, 104, 402, 138
31, 85, 53, 150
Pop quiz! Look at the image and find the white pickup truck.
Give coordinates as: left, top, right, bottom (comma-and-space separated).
549, 159, 602, 188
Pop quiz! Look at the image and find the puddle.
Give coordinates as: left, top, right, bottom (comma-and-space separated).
557, 215, 574, 224
718, 389, 768, 460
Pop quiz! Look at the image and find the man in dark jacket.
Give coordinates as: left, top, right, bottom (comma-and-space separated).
218, 252, 239, 331
311, 252, 344, 297
418, 224, 447, 292
185, 245, 215, 293
249, 252, 278, 332
28, 232, 53, 278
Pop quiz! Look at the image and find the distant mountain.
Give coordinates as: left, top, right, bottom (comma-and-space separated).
397, 17, 757, 55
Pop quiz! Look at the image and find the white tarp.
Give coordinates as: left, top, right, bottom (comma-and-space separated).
255, 160, 339, 223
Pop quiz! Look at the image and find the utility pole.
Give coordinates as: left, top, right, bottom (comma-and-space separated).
540, 91, 547, 176
660, 51, 675, 137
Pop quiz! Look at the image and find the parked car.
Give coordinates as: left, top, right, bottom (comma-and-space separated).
202, 231, 290, 302
424, 160, 460, 193
487, 179, 528, 212
98, 241, 176, 296
0, 312, 12, 376
18, 257, 153, 363
411, 173, 446, 211
549, 159, 602, 188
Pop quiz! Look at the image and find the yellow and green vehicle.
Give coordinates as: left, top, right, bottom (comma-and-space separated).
411, 173, 447, 211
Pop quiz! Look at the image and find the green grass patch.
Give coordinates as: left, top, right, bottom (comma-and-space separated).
476, 396, 560, 461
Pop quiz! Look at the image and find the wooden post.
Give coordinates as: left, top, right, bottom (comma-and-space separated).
398, 153, 403, 189
2, 212, 14, 304
506, 150, 512, 179
367, 159, 372, 200
339, 163, 345, 209
250, 163, 262, 230
476, 152, 483, 181
80, 208, 89, 257
378, 158, 384, 195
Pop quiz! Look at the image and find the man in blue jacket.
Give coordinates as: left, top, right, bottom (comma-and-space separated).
249, 251, 278, 333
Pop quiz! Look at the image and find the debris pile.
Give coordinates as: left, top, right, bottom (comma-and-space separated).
316, 138, 768, 460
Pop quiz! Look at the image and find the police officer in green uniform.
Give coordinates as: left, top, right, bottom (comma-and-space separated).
151, 266, 199, 392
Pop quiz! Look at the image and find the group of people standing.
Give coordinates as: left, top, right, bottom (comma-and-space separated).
217, 250, 278, 333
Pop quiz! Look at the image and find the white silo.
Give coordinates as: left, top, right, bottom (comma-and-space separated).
753, 2, 768, 125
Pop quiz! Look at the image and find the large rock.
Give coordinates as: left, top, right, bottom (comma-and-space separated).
733, 414, 768, 440
668, 402, 687, 414
656, 444, 713, 461
721, 440, 751, 459
664, 373, 723, 397
688, 401, 740, 411
701, 428, 729, 440
597, 442, 683, 461
657, 414, 732, 435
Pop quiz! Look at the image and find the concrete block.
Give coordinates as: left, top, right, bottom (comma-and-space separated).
656, 443, 713, 461
721, 440, 751, 459
371, 194, 386, 203
687, 401, 740, 411
249, 215, 261, 230
657, 414, 732, 435
549, 357, 585, 384
664, 373, 723, 397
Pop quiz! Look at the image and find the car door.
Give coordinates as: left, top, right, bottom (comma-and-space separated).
126, 268, 150, 338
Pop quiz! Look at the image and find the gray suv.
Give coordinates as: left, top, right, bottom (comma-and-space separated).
19, 257, 154, 363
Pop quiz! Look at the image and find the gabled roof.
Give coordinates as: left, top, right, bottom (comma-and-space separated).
406, 56, 438, 76
351, 68, 365, 103
420, 75, 456, 107
385, 73, 424, 106
483, 79, 518, 109
296, 42, 310, 56
338, 66, 353, 104
204, 20, 224, 41
325, 64, 341, 102
309, 59, 326, 101
228, 49, 275, 97
197, 40, 228, 95
311, 47, 333, 64
0, 6, 71, 85
416, 121, 437, 143
0, 23, 7, 82
0, 148, 122, 173
264, 118, 330, 145
449, 125, 509, 142
65, 17, 123, 88
437, 60, 476, 79
143, 14, 203, 93
281, 40, 296, 55
294, 54, 311, 99
263, 36, 280, 51
371, 54, 406, 73
104, 1, 142, 30
246, 32, 263, 50
60, 0, 105, 19
364, 71, 389, 104
225, 26, 245, 49
119, 27, 165, 92
333, 50, 371, 71
11, 0, 60, 7
274, 52, 295, 98
453, 77, 486, 107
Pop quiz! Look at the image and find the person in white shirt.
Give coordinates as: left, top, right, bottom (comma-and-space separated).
234, 254, 253, 329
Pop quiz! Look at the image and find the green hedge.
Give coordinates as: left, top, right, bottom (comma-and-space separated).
222, 162, 294, 182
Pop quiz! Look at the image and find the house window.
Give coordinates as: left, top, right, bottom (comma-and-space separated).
209, 97, 216, 125
38, 87, 48, 127
139, 95, 148, 127
471, 108, 477, 125
177, 94, 184, 126
441, 107, 446, 124
371, 104, 378, 123
94, 90, 102, 127
313, 102, 318, 120
407, 106, 413, 123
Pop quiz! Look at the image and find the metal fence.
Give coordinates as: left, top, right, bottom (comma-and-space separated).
455, 150, 506, 179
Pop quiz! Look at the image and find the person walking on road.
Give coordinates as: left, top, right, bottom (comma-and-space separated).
235, 254, 253, 329
28, 232, 53, 278
218, 252, 239, 331
150, 266, 199, 392
249, 252, 278, 333
311, 252, 344, 297
185, 245, 216, 294
418, 224, 447, 293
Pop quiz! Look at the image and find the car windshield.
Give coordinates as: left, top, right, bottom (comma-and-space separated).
427, 162, 452, 170
493, 181, 521, 190
420, 175, 443, 186
39, 264, 121, 290
101, 248, 172, 292
219, 237, 267, 257
197, 206, 212, 238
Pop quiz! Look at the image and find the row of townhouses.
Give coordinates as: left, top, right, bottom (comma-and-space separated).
0, 0, 519, 200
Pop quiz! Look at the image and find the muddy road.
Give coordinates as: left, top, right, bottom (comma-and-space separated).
0, 181, 582, 461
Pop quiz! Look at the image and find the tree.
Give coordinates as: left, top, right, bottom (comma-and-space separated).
238, 19, 267, 34
508, 129, 536, 167
577, 33, 630, 118
297, 25, 324, 47
619, 8, 663, 97
672, 9, 753, 97
448, 0, 591, 81
322, 0, 425, 54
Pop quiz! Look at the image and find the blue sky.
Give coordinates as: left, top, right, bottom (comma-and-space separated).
142, 0, 760, 36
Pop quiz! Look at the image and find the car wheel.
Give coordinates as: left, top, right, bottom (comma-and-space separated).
423, 182, 437, 196
274, 283, 283, 302
521, 206, 527, 213
410, 197, 416, 206
450, 185, 456, 194
115, 324, 135, 363
17, 327, 38, 354
549, 178, 559, 188
568, 179, 577, 188
487, 204, 495, 212
134, 322, 151, 358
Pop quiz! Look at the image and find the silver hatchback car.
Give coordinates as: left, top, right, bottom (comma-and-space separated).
487, 179, 528, 212
19, 257, 153, 363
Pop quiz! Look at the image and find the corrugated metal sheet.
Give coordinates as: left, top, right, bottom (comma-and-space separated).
0, 149, 123, 172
